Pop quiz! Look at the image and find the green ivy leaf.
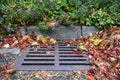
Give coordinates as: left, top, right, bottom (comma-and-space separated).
95, 23, 99, 27
107, 18, 112, 23
99, 21, 106, 25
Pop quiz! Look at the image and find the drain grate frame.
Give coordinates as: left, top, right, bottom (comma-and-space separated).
15, 41, 91, 70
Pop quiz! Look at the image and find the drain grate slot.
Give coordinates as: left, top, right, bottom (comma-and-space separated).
24, 59, 54, 61
59, 63, 90, 65
59, 52, 73, 54
59, 48, 75, 51
26, 55, 54, 57
15, 41, 91, 70
24, 57, 54, 59
59, 57, 85, 59
59, 49, 74, 51
59, 54, 81, 56
59, 51, 75, 53
59, 59, 86, 61
58, 46, 76, 48
58, 44, 67, 46
28, 52, 46, 54
59, 61, 87, 63
59, 55, 83, 57
28, 51, 55, 54
58, 44, 77, 46
22, 63, 54, 65
30, 49, 55, 51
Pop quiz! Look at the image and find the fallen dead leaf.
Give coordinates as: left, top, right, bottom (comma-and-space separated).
46, 51, 54, 54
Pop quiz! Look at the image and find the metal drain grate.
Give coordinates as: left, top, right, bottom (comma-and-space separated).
15, 41, 91, 70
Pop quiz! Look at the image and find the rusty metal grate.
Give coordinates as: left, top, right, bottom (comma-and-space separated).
15, 41, 91, 70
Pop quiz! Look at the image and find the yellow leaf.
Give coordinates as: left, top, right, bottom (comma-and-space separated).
41, 37, 47, 44
99, 62, 103, 65
67, 44, 70, 47
22, 35, 29, 40
50, 38, 56, 44
79, 43, 86, 50
88, 35, 96, 42
110, 57, 116, 61
46, 51, 54, 54
89, 32, 93, 36
11, 40, 19, 47
31, 41, 38, 46
93, 39, 102, 46
37, 35, 47, 44
48, 22, 54, 27
13, 40, 18, 44
37, 35, 44, 41
3, 44, 10, 48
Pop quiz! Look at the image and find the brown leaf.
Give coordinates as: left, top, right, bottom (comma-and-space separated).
46, 51, 54, 54
3, 72, 11, 78
88, 74, 94, 80
50, 38, 56, 44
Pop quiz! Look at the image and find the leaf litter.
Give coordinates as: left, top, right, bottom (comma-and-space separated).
64, 27, 120, 80
0, 27, 120, 79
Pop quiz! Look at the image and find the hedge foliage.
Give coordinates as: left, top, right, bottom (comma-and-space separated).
0, 0, 120, 30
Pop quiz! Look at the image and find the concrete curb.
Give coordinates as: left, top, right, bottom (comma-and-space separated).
20, 26, 99, 39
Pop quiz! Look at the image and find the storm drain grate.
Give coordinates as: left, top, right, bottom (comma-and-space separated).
15, 41, 91, 70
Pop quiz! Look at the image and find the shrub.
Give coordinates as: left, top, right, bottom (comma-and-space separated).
36, 22, 53, 33
85, 9, 116, 29
0, 0, 119, 31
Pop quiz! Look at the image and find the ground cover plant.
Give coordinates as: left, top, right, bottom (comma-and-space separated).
0, 0, 120, 33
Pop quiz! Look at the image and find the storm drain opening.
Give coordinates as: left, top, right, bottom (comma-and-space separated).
15, 41, 91, 70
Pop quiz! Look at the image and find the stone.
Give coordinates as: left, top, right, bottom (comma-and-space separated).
11, 76, 18, 80
0, 48, 20, 54
51, 76, 66, 80
82, 26, 99, 37
19, 27, 26, 35
27, 26, 41, 35
32, 78, 43, 80
51, 26, 81, 40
